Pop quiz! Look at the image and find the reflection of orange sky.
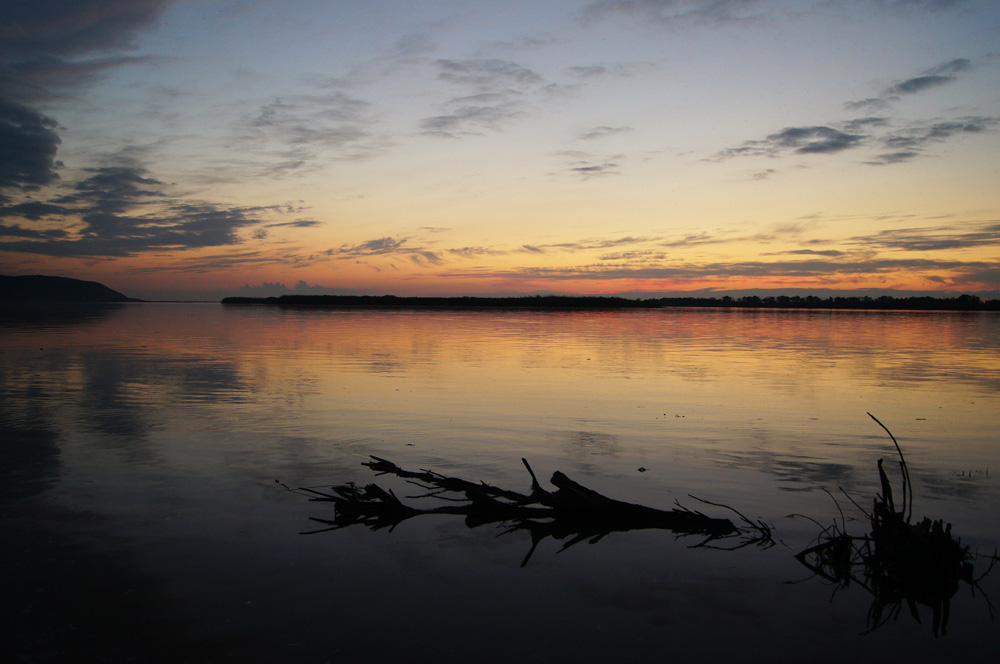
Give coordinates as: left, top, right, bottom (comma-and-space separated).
10, 304, 994, 382
4, 305, 998, 473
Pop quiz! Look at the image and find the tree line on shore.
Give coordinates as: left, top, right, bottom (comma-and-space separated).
222, 292, 998, 311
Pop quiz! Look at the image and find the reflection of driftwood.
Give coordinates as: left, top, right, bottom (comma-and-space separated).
794, 414, 997, 636
287, 456, 772, 566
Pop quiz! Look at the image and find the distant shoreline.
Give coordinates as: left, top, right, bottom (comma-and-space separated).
221, 293, 999, 311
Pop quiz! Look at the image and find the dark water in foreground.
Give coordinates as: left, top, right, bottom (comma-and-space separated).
2, 303, 998, 662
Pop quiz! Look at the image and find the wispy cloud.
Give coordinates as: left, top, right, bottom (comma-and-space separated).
848, 221, 1000, 251
867, 116, 998, 163
554, 150, 624, 178
844, 57, 974, 111
883, 57, 971, 95
580, 0, 770, 26
265, 220, 324, 229
714, 58, 995, 167
578, 125, 633, 140
325, 235, 444, 266
446, 257, 1000, 289
420, 100, 526, 137
713, 125, 865, 160
420, 58, 546, 137
237, 90, 379, 173
434, 58, 543, 88
329, 236, 408, 256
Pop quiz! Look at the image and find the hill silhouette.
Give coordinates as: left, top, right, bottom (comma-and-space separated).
0, 275, 141, 303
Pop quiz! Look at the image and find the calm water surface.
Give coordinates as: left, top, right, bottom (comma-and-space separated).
2, 303, 998, 662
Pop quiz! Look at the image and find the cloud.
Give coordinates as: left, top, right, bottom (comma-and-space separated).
555, 150, 623, 178
448, 246, 504, 258
419, 101, 525, 137
0, 1, 179, 59
713, 125, 865, 160
714, 58, 989, 167
768, 126, 865, 154
434, 58, 543, 89
883, 58, 971, 95
849, 222, 1000, 252
0, 200, 68, 220
1, 1, 178, 106
763, 249, 846, 257
0, 223, 68, 239
536, 236, 657, 252
566, 62, 655, 80
0, 99, 62, 190
844, 58, 973, 111
843, 97, 896, 112
713, 111, 996, 166
59, 165, 166, 213
864, 151, 920, 165
598, 249, 667, 261
420, 59, 545, 137
872, 116, 998, 161
578, 125, 633, 140
239, 91, 378, 171
129, 249, 278, 274
659, 231, 721, 247
409, 251, 443, 266
567, 65, 614, 79
325, 235, 450, 268
265, 220, 323, 228
0, 163, 280, 257
581, 0, 769, 25
330, 237, 408, 257
453, 257, 1000, 286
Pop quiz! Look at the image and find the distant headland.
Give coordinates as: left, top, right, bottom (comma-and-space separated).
222, 293, 999, 311
0, 275, 141, 303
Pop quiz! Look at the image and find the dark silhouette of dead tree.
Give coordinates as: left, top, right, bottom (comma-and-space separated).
283, 456, 772, 566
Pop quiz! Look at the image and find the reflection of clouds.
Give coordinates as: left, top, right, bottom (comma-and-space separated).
73, 353, 252, 455
566, 430, 620, 458
0, 342, 255, 464
167, 360, 250, 402
913, 471, 988, 503
78, 354, 157, 442
714, 448, 856, 492
874, 359, 1000, 394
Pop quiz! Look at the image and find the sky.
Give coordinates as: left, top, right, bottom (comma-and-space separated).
1, 0, 999, 301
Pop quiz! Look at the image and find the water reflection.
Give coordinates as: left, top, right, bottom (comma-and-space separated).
2, 304, 998, 660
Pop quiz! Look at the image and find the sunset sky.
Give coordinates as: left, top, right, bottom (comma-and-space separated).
2, 0, 999, 300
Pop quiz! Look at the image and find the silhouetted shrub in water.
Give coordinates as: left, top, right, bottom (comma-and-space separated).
793, 414, 997, 636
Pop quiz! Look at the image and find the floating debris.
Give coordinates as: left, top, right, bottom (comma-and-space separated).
282, 456, 773, 566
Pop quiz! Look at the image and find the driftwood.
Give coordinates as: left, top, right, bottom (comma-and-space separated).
793, 414, 997, 636
285, 456, 773, 566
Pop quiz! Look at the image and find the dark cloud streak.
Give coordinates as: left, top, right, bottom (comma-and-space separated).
884, 58, 971, 95
0, 99, 62, 190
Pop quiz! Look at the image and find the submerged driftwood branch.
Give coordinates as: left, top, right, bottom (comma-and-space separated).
793, 413, 994, 636
286, 456, 772, 566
